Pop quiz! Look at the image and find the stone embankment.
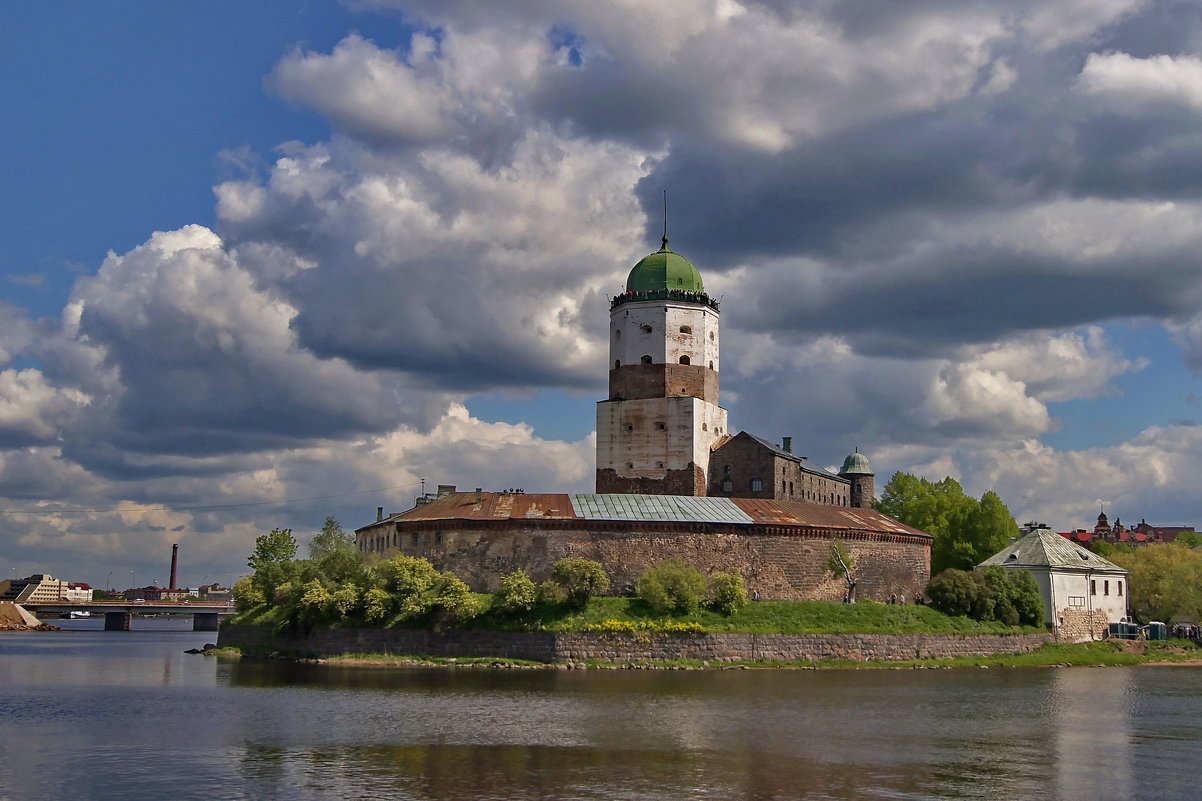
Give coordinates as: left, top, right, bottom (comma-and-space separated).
0, 602, 43, 631
219, 624, 1050, 664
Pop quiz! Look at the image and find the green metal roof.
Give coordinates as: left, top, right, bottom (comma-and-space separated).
625, 237, 705, 293
839, 449, 873, 476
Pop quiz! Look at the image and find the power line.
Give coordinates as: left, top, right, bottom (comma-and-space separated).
0, 481, 425, 516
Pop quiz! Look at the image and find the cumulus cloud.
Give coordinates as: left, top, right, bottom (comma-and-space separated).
1078, 51, 1202, 111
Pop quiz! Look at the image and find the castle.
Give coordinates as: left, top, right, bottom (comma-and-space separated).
355, 237, 929, 600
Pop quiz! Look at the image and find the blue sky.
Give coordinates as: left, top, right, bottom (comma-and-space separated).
3, 0, 1202, 588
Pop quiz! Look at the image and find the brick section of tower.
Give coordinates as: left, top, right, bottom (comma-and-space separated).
596, 463, 706, 495
848, 473, 875, 509
608, 363, 719, 402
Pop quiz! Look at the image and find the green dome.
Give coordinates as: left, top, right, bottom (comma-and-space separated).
840, 449, 873, 476
626, 237, 705, 293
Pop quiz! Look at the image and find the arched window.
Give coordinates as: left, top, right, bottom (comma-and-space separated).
679, 355, 690, 365
641, 355, 652, 364
709, 361, 714, 370
702, 423, 707, 431
709, 331, 715, 341
641, 325, 653, 334
614, 329, 621, 340
614, 360, 621, 369
626, 462, 634, 469
680, 325, 692, 334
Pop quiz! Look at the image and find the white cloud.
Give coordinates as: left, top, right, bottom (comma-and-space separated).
1077, 51, 1202, 111
1021, 0, 1150, 51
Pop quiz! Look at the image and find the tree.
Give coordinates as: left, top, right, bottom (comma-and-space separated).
637, 560, 708, 614
877, 472, 1018, 573
708, 570, 748, 615
827, 540, 858, 603
248, 528, 298, 571
1174, 530, 1202, 549
309, 517, 363, 584
1110, 544, 1202, 622
549, 558, 610, 607
232, 576, 265, 611
495, 569, 538, 613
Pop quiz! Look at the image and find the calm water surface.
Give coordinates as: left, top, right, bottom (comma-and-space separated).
1, 619, 1199, 800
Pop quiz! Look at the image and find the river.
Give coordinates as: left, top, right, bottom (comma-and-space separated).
1, 619, 1198, 800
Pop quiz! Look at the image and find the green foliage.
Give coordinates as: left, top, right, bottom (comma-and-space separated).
637, 560, 708, 615
430, 573, 481, 625
1174, 530, 1202, 549
247, 528, 300, 600
877, 473, 1017, 573
377, 555, 439, 598
361, 587, 392, 621
309, 517, 364, 585
926, 567, 1043, 626
537, 579, 565, 604
232, 576, 265, 612
549, 558, 610, 608
272, 581, 297, 606
1110, 544, 1202, 622
926, 569, 992, 619
495, 569, 539, 613
827, 540, 856, 579
330, 583, 360, 619
708, 570, 748, 615
293, 578, 334, 627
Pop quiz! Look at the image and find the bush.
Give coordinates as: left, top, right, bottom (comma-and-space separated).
330, 583, 360, 619
232, 576, 265, 612
537, 579, 565, 604
637, 559, 708, 614
926, 569, 992, 619
361, 587, 392, 621
549, 558, 610, 608
430, 573, 480, 625
496, 569, 538, 613
708, 570, 748, 615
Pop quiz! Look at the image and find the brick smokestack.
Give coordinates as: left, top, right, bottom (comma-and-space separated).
169, 543, 179, 590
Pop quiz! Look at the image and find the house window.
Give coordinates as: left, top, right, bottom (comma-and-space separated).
679, 355, 690, 365
1068, 596, 1086, 607
435, 532, 443, 546
709, 361, 714, 369
724, 465, 731, 474
1104, 580, 1110, 595
1090, 580, 1096, 595
1117, 581, 1124, 596
680, 325, 692, 334
655, 422, 665, 429
751, 478, 763, 492
641, 355, 653, 364
721, 478, 733, 492
656, 461, 664, 468
789, 482, 794, 495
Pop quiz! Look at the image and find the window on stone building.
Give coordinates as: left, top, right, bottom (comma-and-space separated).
724, 464, 731, 473
789, 482, 794, 495
709, 332, 715, 341
655, 422, 666, 429
709, 361, 714, 369
782, 480, 787, 493
435, 532, 443, 546
751, 478, 763, 492
721, 478, 733, 492
641, 354, 652, 364
702, 423, 708, 431
1090, 580, 1096, 595
626, 425, 634, 431
679, 355, 691, 365
626, 462, 634, 469
641, 325, 653, 334
614, 329, 621, 340
656, 461, 664, 468
680, 325, 692, 334
615, 360, 621, 369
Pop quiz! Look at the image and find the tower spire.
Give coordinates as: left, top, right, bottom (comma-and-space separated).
661, 189, 669, 251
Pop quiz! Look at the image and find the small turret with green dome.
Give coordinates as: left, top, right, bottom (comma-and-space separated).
840, 448, 873, 476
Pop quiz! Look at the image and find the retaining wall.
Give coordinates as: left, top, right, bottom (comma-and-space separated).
219, 623, 1050, 664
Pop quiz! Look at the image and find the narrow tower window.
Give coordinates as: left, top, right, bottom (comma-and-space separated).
680, 325, 692, 334
709, 361, 714, 369
614, 329, 621, 340
641, 325, 653, 334
614, 360, 621, 369
641, 355, 652, 364
679, 355, 690, 365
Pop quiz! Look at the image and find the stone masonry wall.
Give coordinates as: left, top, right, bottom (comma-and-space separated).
386, 521, 930, 602
1055, 607, 1110, 642
220, 624, 1050, 664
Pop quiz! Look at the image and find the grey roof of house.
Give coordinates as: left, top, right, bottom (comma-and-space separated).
569, 494, 754, 524
977, 528, 1127, 572
742, 433, 843, 479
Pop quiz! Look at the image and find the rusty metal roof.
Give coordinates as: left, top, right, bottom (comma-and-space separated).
361, 492, 928, 538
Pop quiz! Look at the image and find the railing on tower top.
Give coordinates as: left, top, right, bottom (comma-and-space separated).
610, 289, 719, 311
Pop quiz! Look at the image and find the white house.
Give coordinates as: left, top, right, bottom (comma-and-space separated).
977, 527, 1129, 642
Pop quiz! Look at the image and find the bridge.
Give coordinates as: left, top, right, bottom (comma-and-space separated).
18, 600, 235, 631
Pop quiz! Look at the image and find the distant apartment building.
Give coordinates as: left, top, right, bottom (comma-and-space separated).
0, 574, 75, 603
123, 585, 190, 602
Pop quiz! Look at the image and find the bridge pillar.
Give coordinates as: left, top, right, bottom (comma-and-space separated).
104, 611, 132, 631
192, 612, 220, 631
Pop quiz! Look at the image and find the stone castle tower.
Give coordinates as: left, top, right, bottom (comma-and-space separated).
838, 448, 875, 509
595, 235, 728, 494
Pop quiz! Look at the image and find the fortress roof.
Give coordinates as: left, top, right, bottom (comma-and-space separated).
625, 238, 705, 293
359, 492, 928, 538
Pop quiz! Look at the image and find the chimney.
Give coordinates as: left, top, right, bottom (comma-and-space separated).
376, 506, 384, 522
437, 484, 456, 497
169, 543, 179, 591
782, 436, 792, 454
475, 488, 483, 503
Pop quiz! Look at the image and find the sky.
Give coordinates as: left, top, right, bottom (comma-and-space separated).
4, 0, 1202, 590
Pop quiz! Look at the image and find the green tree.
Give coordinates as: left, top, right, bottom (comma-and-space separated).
1110, 544, 1202, 622
247, 528, 300, 600
637, 560, 708, 615
232, 576, 265, 612
309, 517, 364, 585
430, 573, 480, 625
925, 569, 992, 619
549, 558, 610, 608
877, 473, 1017, 573
707, 570, 748, 615
495, 569, 538, 613
1174, 530, 1202, 549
